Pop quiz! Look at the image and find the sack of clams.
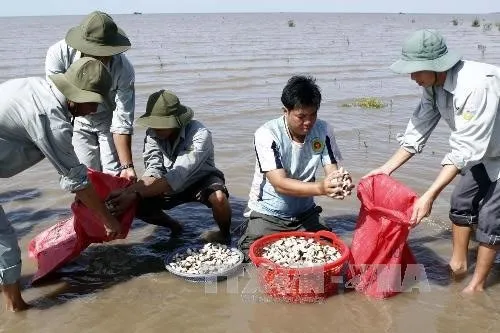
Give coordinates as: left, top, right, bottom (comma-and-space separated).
167, 243, 243, 277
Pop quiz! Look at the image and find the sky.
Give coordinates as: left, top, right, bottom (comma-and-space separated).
1, 0, 498, 17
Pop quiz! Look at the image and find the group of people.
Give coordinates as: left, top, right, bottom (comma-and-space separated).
1, 10, 499, 313
0, 11, 234, 312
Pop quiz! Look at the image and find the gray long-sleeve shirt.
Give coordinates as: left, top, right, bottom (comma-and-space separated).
142, 120, 224, 193
398, 60, 500, 181
0, 77, 89, 191
45, 39, 135, 135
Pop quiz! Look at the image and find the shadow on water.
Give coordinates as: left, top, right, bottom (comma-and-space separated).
0, 188, 41, 204
0, 188, 70, 238
324, 214, 357, 237
7, 208, 71, 238
27, 196, 250, 310
408, 231, 454, 287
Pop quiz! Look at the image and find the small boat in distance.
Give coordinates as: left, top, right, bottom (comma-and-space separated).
133, 12, 142, 15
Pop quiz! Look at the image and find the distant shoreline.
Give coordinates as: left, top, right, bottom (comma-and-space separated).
0, 11, 499, 18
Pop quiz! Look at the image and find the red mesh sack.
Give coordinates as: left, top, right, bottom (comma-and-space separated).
72, 170, 136, 243
349, 174, 418, 298
28, 169, 136, 282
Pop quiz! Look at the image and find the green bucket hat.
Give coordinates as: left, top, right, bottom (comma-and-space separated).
136, 90, 194, 129
390, 29, 462, 74
49, 57, 112, 105
65, 11, 131, 57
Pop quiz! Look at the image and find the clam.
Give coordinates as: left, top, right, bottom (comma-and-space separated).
261, 236, 341, 268
168, 243, 241, 275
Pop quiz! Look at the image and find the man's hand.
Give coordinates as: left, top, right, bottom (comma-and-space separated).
362, 148, 414, 179
326, 168, 355, 200
106, 190, 137, 216
362, 167, 391, 179
120, 167, 137, 182
410, 192, 434, 227
107, 188, 127, 201
103, 215, 123, 239
322, 171, 344, 198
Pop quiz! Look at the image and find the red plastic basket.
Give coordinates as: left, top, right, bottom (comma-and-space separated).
249, 230, 350, 303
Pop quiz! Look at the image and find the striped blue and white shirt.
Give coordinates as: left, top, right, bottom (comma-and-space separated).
247, 115, 342, 219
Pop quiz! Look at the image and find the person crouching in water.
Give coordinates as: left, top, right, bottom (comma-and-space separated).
106, 90, 232, 243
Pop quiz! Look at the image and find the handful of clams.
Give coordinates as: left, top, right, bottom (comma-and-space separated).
167, 243, 242, 275
330, 167, 353, 199
261, 236, 342, 268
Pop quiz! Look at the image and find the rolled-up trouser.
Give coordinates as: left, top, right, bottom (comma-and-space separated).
136, 173, 229, 216
237, 205, 329, 261
73, 119, 120, 175
0, 205, 21, 285
449, 163, 500, 245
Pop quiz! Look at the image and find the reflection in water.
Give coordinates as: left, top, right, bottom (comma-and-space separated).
1, 11, 500, 332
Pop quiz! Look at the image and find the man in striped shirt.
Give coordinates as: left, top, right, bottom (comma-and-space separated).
238, 75, 352, 259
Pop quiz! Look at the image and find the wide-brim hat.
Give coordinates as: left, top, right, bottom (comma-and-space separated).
49, 57, 113, 105
65, 11, 131, 57
390, 29, 462, 74
136, 90, 194, 129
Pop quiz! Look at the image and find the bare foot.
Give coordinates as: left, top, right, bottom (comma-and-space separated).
462, 283, 484, 294
201, 230, 231, 245
138, 212, 183, 235
2, 282, 30, 312
169, 220, 183, 236
5, 298, 30, 312
448, 261, 467, 281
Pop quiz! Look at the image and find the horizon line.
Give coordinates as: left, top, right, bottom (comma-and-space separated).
1, 11, 499, 18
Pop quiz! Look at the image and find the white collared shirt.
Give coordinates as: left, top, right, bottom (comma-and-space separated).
0, 77, 89, 191
45, 39, 135, 135
142, 120, 224, 192
398, 60, 500, 180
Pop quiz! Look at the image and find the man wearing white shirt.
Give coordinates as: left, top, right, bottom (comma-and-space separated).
0, 58, 121, 312
365, 29, 500, 293
45, 11, 136, 180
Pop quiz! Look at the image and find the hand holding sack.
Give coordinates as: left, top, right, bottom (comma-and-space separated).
28, 169, 137, 283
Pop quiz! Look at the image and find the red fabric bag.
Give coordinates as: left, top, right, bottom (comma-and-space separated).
28, 169, 136, 282
349, 174, 418, 298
